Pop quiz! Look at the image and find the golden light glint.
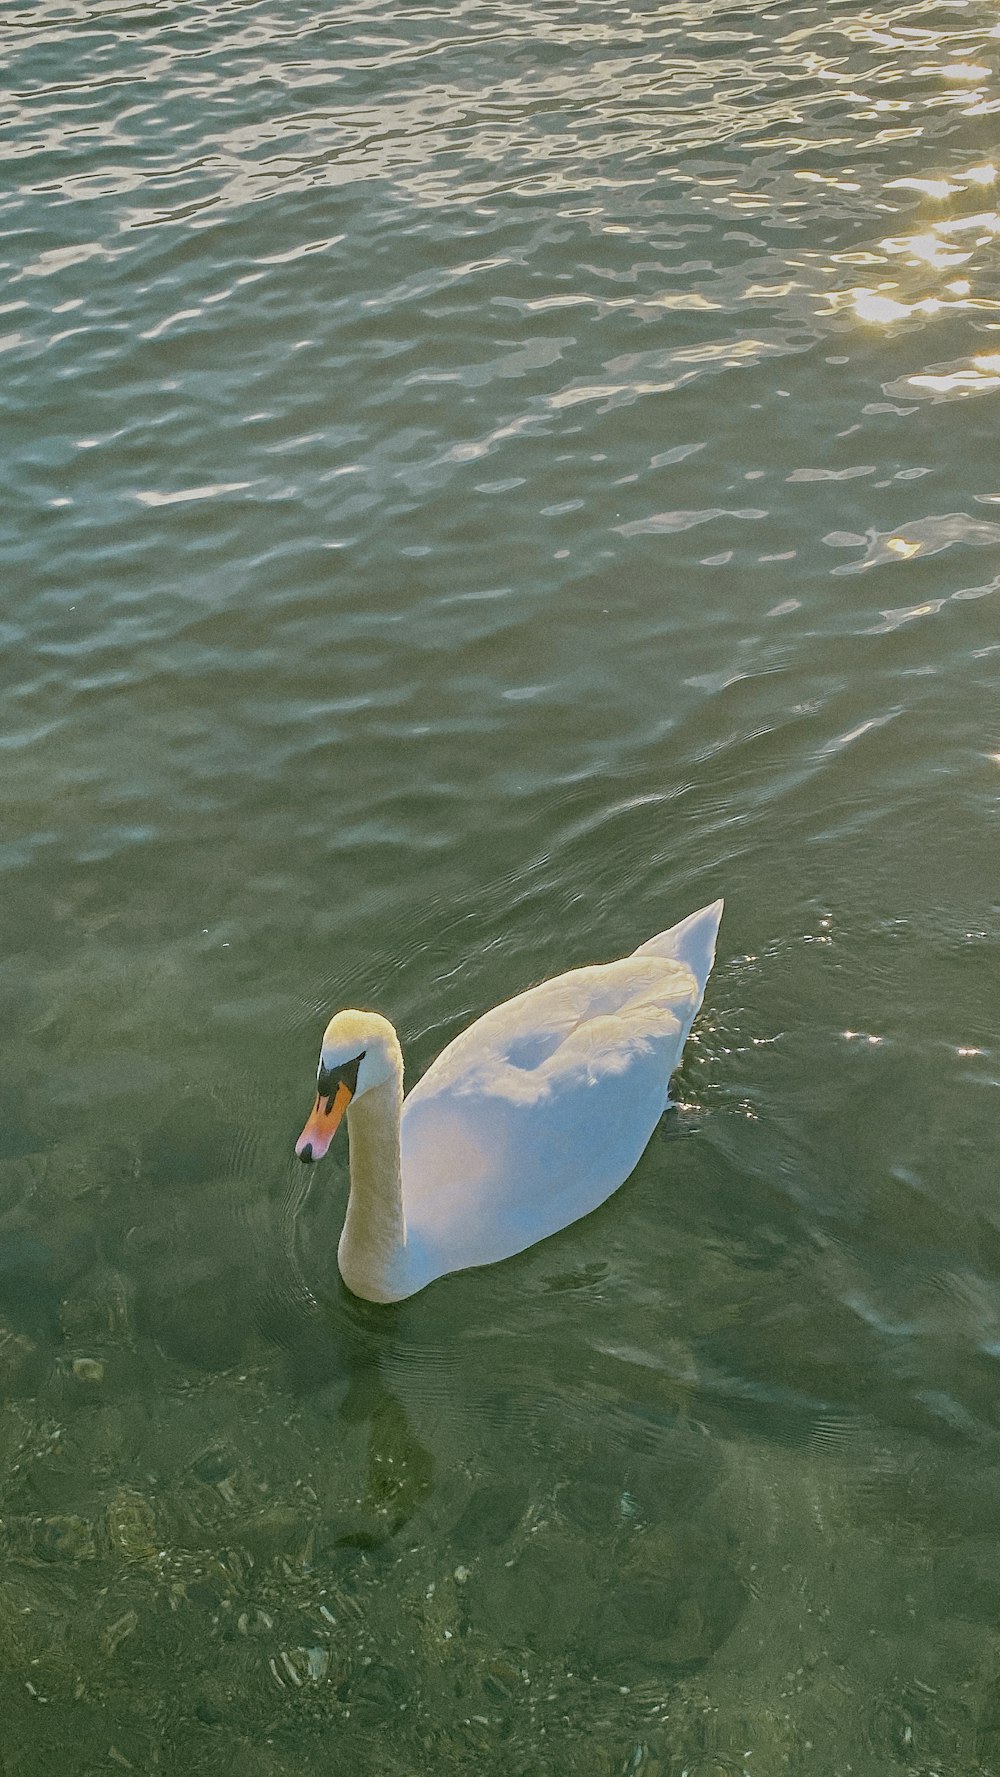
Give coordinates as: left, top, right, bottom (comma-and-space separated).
881, 230, 971, 269
936, 210, 1000, 238
844, 149, 1000, 328
906, 360, 1000, 397
886, 177, 955, 199
847, 287, 951, 323
852, 290, 911, 323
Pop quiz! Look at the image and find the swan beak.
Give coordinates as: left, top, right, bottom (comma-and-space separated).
295, 1081, 352, 1163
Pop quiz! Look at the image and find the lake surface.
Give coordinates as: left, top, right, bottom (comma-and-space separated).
2, 0, 999, 1768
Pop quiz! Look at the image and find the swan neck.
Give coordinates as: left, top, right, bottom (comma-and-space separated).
338, 1067, 407, 1302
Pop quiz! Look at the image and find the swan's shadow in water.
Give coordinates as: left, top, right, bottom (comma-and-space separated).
267, 1151, 726, 1546
258, 1160, 443, 1551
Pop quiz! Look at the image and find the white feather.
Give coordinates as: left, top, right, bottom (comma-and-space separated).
297, 900, 723, 1302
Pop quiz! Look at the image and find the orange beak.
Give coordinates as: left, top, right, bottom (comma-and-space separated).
295, 1080, 352, 1163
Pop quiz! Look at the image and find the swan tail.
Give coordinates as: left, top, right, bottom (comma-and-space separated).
631, 898, 724, 990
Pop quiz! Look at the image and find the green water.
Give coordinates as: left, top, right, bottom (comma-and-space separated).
2, 0, 1000, 1767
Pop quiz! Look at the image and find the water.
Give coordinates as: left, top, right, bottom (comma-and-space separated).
2, 0, 999, 1766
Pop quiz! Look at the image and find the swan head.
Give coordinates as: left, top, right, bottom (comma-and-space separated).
295, 1010, 400, 1164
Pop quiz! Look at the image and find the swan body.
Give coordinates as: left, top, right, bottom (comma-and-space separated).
295, 900, 723, 1303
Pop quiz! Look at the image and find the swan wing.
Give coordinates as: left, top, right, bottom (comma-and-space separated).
398, 938, 712, 1283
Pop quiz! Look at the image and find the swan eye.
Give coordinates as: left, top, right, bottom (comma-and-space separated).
317, 1051, 365, 1103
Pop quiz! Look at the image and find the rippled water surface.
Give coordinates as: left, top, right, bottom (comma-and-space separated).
2, 0, 1000, 1768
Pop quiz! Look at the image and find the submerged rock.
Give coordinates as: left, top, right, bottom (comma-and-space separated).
0, 1324, 39, 1394
106, 1488, 158, 1563
32, 1514, 98, 1563
60, 1266, 135, 1344
71, 1356, 105, 1385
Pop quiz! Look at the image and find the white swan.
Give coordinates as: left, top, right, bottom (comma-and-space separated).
294, 900, 723, 1303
